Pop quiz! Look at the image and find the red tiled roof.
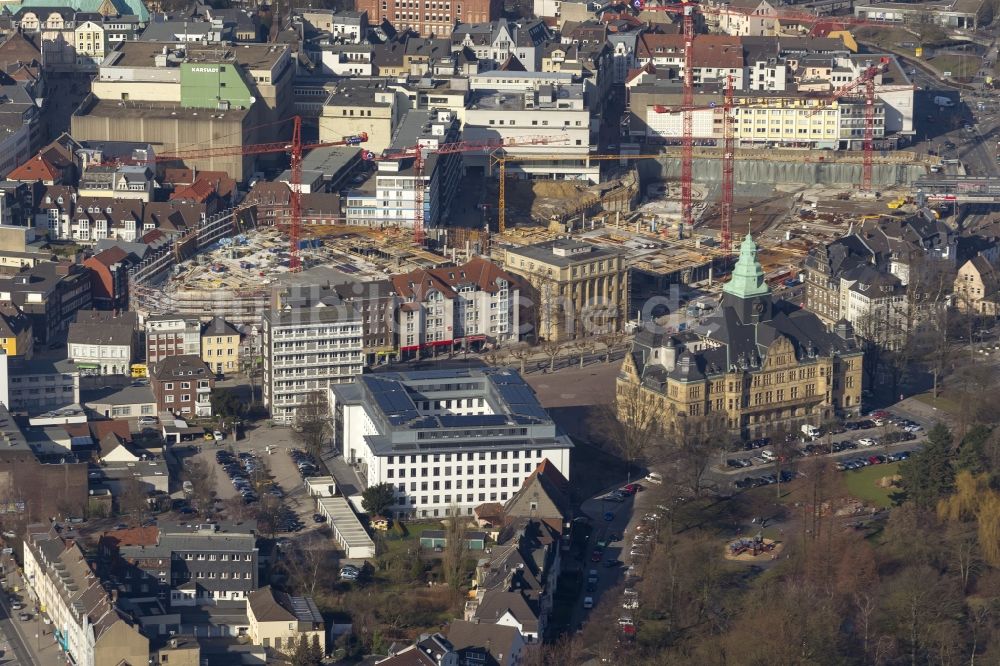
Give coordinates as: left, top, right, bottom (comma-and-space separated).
88, 246, 129, 268
7, 154, 60, 182
391, 257, 517, 302
638, 33, 743, 69
170, 178, 216, 203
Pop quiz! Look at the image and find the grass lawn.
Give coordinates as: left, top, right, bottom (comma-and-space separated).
928, 54, 979, 78
913, 391, 962, 418
381, 520, 441, 556
844, 461, 902, 509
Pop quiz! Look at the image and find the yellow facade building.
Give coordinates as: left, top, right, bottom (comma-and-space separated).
0, 303, 32, 358
619, 234, 863, 439
200, 316, 240, 376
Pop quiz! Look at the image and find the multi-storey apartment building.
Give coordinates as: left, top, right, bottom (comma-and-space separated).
150, 355, 215, 417
619, 234, 864, 439
0, 355, 80, 414
146, 314, 202, 366
262, 304, 363, 424
502, 239, 628, 342
0, 261, 92, 344
329, 368, 573, 518
344, 109, 461, 230
23, 526, 149, 666
391, 257, 521, 355
117, 525, 259, 606
627, 47, 914, 146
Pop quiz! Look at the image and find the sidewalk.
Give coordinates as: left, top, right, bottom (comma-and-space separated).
1, 568, 65, 666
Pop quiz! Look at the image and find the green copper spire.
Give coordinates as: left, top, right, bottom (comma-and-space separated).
722, 233, 770, 300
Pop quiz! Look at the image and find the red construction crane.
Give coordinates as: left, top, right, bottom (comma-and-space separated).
103, 117, 368, 271
806, 57, 890, 192
721, 74, 735, 256
369, 135, 572, 244
635, 1, 892, 238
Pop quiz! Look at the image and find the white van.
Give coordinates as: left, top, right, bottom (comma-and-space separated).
644, 472, 663, 484
801, 424, 820, 439
760, 449, 776, 462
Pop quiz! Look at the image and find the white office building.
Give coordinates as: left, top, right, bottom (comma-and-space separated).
262, 304, 363, 424
329, 369, 573, 519
461, 81, 598, 183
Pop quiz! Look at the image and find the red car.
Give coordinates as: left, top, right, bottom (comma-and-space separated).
591, 549, 603, 562
622, 483, 643, 495
868, 455, 883, 465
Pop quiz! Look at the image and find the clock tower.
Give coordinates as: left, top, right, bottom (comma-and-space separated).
721, 233, 773, 324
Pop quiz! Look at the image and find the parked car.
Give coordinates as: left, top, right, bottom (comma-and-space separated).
644, 472, 662, 484
18, 613, 30, 621
858, 438, 876, 447
138, 416, 158, 427
583, 596, 594, 609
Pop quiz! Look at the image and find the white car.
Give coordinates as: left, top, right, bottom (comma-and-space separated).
213, 431, 224, 441
583, 596, 594, 609
858, 438, 876, 447
905, 424, 923, 433
644, 472, 663, 484
138, 416, 158, 427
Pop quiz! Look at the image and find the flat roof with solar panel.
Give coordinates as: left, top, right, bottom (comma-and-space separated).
331, 368, 572, 457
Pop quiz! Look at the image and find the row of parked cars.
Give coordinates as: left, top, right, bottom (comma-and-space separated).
733, 470, 796, 489
836, 451, 910, 471
290, 449, 320, 478
601, 483, 644, 503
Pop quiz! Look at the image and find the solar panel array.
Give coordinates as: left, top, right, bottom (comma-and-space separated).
490, 372, 549, 421
362, 376, 419, 425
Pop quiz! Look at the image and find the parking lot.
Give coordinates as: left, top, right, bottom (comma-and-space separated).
715, 410, 927, 489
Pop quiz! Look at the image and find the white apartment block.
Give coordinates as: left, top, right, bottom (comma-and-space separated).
345, 109, 460, 229
262, 304, 363, 425
316, 45, 374, 76
462, 83, 597, 182
329, 369, 573, 519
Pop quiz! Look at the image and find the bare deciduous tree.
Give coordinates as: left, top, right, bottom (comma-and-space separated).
295, 391, 332, 460
589, 380, 665, 482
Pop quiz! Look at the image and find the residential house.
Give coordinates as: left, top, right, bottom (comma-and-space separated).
246, 586, 326, 655
955, 255, 1000, 317
22, 525, 149, 666
446, 620, 525, 666
67, 310, 137, 375
200, 316, 240, 376
375, 634, 460, 665
82, 383, 157, 419
0, 301, 32, 357
150, 354, 214, 417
